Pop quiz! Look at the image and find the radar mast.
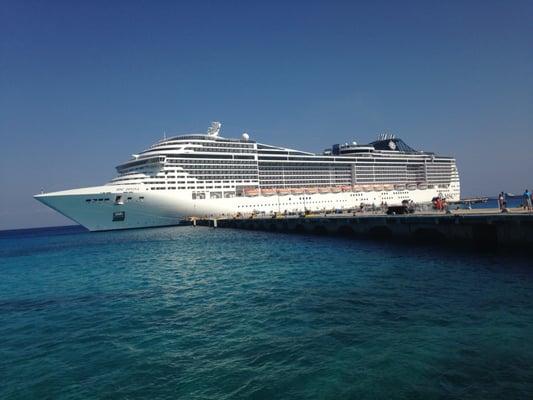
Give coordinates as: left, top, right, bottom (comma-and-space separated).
207, 121, 222, 137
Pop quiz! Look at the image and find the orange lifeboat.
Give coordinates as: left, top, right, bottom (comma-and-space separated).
305, 187, 318, 194
331, 186, 342, 193
353, 185, 363, 192
363, 185, 373, 192
318, 187, 330, 194
383, 184, 394, 191
373, 184, 384, 192
262, 188, 276, 196
277, 188, 291, 195
244, 188, 259, 197
341, 185, 352, 192
291, 188, 304, 195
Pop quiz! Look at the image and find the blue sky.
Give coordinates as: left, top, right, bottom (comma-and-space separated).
1, 0, 531, 229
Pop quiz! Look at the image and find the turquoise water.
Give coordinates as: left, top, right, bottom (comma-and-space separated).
1, 225, 532, 399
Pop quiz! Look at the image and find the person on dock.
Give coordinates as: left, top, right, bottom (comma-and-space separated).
524, 189, 532, 211
498, 192, 504, 210
502, 193, 507, 212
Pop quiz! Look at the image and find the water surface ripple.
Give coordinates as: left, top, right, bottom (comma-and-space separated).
0, 226, 532, 399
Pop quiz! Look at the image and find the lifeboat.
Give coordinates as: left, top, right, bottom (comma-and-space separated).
373, 184, 384, 192
331, 186, 342, 193
262, 188, 276, 196
291, 188, 304, 195
363, 185, 373, 192
318, 187, 330, 194
406, 184, 417, 191
353, 185, 363, 192
305, 187, 318, 194
244, 189, 259, 197
417, 183, 428, 190
383, 184, 394, 191
341, 185, 352, 192
277, 188, 291, 195
394, 184, 406, 191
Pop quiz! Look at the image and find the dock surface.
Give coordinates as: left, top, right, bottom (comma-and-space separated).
194, 208, 533, 250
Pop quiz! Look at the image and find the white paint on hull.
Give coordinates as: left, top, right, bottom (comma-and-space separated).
34, 184, 460, 231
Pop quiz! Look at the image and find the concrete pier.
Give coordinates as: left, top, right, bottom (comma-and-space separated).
195, 209, 533, 250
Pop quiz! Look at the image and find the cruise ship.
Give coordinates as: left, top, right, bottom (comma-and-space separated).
35, 122, 460, 231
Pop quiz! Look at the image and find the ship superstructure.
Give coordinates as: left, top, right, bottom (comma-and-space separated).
35, 122, 460, 231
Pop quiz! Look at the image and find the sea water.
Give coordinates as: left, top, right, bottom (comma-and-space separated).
0, 224, 532, 399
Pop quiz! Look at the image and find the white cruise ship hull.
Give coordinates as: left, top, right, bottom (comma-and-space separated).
35, 185, 460, 232
34, 124, 461, 231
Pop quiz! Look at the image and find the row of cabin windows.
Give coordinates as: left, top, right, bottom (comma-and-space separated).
146, 182, 257, 191
188, 176, 257, 181
156, 141, 253, 149
259, 170, 351, 175
191, 147, 255, 154
150, 187, 185, 190
236, 199, 352, 208
168, 159, 256, 164
85, 196, 144, 203
260, 180, 351, 186
234, 195, 418, 210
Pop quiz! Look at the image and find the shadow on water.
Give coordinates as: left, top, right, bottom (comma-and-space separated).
237, 225, 533, 262
0, 225, 88, 239
191, 225, 533, 274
